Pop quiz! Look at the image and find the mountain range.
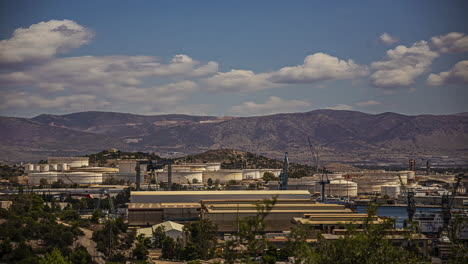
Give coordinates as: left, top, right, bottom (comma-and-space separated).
1, 110, 467, 165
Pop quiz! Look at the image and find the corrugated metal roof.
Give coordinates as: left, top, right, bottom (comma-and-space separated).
128, 203, 200, 209
131, 190, 310, 195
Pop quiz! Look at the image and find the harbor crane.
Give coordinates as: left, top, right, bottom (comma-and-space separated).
308, 137, 329, 202
279, 152, 289, 190
398, 173, 416, 225
135, 159, 173, 191
441, 173, 465, 232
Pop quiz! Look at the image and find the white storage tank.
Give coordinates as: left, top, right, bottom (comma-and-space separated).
49, 164, 58, 171
57, 163, 68, 171
381, 185, 400, 199
205, 163, 221, 171
315, 180, 357, 197
202, 170, 243, 183
34, 164, 41, 172
155, 171, 203, 184
407, 171, 415, 181
58, 172, 103, 185
28, 172, 58, 185
25, 164, 35, 172
48, 157, 89, 168
40, 164, 49, 172
242, 170, 261, 180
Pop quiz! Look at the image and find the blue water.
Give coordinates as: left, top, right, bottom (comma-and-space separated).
356, 206, 441, 228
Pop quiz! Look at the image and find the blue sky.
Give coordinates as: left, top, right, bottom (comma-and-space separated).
1, 0, 467, 117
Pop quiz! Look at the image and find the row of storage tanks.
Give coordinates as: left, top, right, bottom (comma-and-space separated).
25, 163, 70, 172
115, 160, 282, 184
25, 157, 119, 185
28, 172, 104, 185
286, 171, 413, 197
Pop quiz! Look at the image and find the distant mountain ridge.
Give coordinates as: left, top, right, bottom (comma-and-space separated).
1, 110, 467, 164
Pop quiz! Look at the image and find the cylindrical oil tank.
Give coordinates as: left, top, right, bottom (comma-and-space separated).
48, 157, 89, 168
49, 164, 58, 171
57, 163, 68, 171
242, 170, 261, 180
381, 185, 400, 199
58, 172, 103, 185
28, 172, 58, 185
73, 167, 118, 173
315, 180, 357, 197
155, 171, 203, 184
202, 170, 243, 183
34, 164, 41, 171
407, 171, 415, 181
25, 164, 35, 172
205, 163, 221, 171
40, 164, 49, 172
351, 178, 398, 194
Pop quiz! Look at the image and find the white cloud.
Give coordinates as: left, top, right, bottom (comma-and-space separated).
379, 32, 399, 45
230, 96, 311, 116
326, 104, 354, 110
269, 53, 368, 83
202, 69, 277, 92
0, 19, 93, 64
356, 100, 381, 107
427, 60, 468, 86
0, 54, 215, 92
370, 41, 439, 89
431, 32, 468, 53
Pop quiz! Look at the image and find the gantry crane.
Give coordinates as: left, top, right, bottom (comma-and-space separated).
279, 152, 289, 190
308, 137, 329, 202
135, 159, 173, 191
441, 173, 465, 232
398, 173, 416, 225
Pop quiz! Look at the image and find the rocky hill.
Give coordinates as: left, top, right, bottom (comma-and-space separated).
1, 110, 467, 164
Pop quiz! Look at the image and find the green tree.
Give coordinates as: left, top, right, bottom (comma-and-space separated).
223, 196, 278, 264
132, 242, 149, 260
207, 178, 213, 186
152, 225, 166, 248
69, 246, 92, 264
181, 219, 218, 260
262, 172, 278, 182
39, 248, 72, 264
91, 209, 102, 224
214, 179, 220, 186
161, 236, 177, 259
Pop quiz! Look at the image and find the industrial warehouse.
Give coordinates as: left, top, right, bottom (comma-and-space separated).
5, 153, 468, 263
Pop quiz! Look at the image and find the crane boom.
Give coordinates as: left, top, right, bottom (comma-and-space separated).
442, 173, 465, 230
398, 173, 416, 223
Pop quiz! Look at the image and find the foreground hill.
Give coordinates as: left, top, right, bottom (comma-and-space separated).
1, 110, 467, 164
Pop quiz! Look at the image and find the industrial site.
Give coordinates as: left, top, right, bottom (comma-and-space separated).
0, 148, 466, 264
1, 1, 468, 263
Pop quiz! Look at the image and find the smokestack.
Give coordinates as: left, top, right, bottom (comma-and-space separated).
409, 159, 416, 171
167, 163, 172, 190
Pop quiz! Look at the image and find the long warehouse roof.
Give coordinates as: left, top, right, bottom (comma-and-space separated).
131, 190, 310, 195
